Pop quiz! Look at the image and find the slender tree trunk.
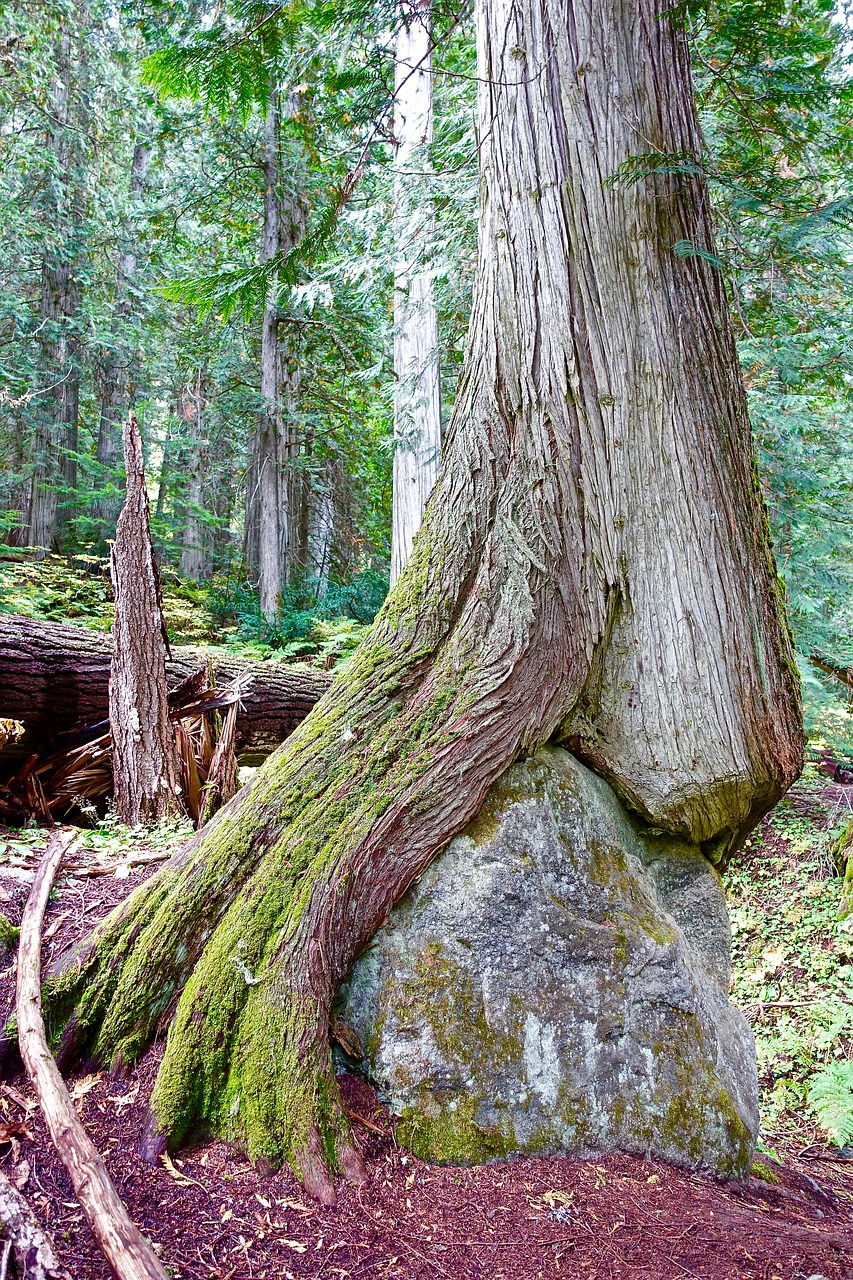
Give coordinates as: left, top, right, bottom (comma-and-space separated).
390, 0, 442, 585
309, 464, 334, 599
256, 97, 286, 622
29, 29, 80, 554
180, 369, 208, 582
252, 92, 311, 617
205, 427, 235, 576
95, 142, 151, 537
48, 0, 802, 1207
109, 414, 182, 825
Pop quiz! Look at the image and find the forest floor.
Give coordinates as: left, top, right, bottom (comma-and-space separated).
0, 775, 851, 1280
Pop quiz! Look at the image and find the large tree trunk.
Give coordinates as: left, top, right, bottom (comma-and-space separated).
109, 414, 182, 824
45, 0, 802, 1206
0, 614, 330, 765
95, 141, 151, 537
390, 0, 442, 586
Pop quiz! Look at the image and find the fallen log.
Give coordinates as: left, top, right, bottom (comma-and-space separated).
0, 614, 330, 765
17, 829, 169, 1280
810, 649, 853, 693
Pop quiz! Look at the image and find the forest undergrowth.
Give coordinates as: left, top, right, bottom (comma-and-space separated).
726, 772, 853, 1154
0, 549, 378, 667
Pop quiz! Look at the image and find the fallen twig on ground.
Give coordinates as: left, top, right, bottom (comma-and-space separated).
16, 827, 169, 1280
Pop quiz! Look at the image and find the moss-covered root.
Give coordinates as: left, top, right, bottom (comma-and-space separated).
142, 977, 367, 1205
0, 912, 20, 957
134, 874, 369, 1204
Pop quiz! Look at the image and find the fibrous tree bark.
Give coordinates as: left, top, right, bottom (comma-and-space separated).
390, 0, 442, 586
45, 0, 802, 1207
109, 413, 182, 824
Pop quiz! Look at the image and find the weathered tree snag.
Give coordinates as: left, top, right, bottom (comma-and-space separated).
45, 0, 802, 1204
17, 830, 169, 1280
0, 614, 330, 765
0, 1166, 70, 1280
109, 414, 182, 824
197, 701, 239, 828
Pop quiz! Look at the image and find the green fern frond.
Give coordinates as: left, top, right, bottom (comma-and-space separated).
807, 1062, 853, 1147
159, 186, 347, 321
603, 150, 707, 189
671, 239, 725, 270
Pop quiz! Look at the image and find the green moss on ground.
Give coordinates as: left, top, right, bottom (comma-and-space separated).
0, 912, 19, 954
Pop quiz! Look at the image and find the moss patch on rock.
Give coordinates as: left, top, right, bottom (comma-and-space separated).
336, 747, 759, 1177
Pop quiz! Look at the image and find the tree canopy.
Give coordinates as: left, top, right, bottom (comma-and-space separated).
0, 1, 848, 726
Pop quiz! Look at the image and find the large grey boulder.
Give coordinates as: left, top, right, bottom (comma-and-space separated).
335, 747, 758, 1175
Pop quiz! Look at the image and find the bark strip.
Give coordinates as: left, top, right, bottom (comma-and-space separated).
16, 829, 169, 1280
0, 1166, 69, 1280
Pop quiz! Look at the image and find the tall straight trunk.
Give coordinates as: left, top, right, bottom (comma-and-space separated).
95, 142, 151, 536
50, 0, 802, 1207
29, 28, 81, 553
308, 464, 334, 600
256, 97, 286, 622
251, 92, 310, 618
109, 413, 182, 825
281, 356, 306, 583
179, 369, 208, 582
206, 434, 235, 577
390, 0, 442, 585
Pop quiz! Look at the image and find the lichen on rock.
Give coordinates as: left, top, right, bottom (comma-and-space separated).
334, 747, 758, 1175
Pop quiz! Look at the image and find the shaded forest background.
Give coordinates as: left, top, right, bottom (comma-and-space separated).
1, 0, 853, 743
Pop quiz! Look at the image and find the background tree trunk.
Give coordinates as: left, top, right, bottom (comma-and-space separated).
256, 95, 286, 622
390, 0, 442, 586
95, 141, 151, 537
179, 369, 208, 582
28, 29, 81, 554
49, 0, 802, 1204
309, 465, 334, 599
109, 413, 182, 824
250, 90, 311, 616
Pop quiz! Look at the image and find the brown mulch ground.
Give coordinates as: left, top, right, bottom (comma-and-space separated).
0, 841, 851, 1280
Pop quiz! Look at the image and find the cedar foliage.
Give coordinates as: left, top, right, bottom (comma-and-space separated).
0, 0, 851, 704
